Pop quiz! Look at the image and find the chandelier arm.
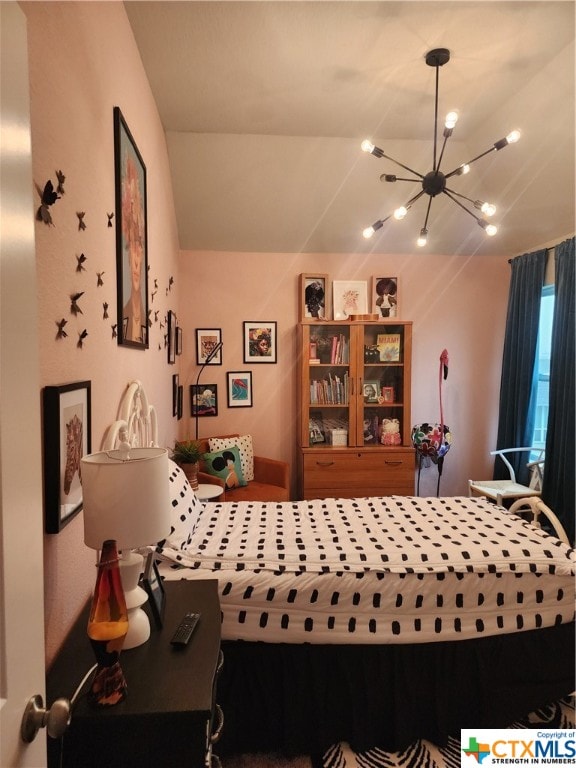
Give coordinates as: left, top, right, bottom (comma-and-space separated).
422, 196, 434, 231
444, 146, 496, 179
381, 153, 424, 180
402, 189, 427, 210
442, 189, 483, 224
435, 133, 450, 173
433, 64, 440, 171
381, 175, 421, 183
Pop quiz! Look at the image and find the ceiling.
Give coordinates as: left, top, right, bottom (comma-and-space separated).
125, 1, 575, 256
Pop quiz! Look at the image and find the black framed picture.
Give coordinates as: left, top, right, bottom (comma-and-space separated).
227, 371, 253, 408
190, 383, 218, 417
43, 380, 91, 533
172, 373, 179, 417
114, 106, 148, 349
142, 552, 165, 629
167, 310, 176, 364
243, 321, 277, 363
196, 328, 222, 365
177, 384, 183, 420
176, 326, 183, 356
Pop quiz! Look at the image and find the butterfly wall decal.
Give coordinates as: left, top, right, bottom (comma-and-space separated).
56, 319, 68, 339
76, 253, 87, 272
55, 170, 66, 195
35, 179, 60, 225
70, 292, 84, 315
107, 212, 114, 227
103, 302, 109, 319
77, 330, 88, 349
76, 212, 86, 231
151, 290, 157, 303
97, 271, 105, 287
111, 324, 117, 339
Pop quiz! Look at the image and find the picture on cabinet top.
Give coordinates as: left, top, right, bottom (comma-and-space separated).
371, 276, 398, 318
333, 280, 368, 320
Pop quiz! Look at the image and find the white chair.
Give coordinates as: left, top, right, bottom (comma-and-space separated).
508, 497, 570, 545
468, 447, 545, 507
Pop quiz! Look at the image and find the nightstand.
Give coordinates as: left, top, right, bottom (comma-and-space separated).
46, 579, 222, 768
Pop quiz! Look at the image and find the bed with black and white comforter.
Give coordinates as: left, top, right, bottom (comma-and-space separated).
155, 464, 575, 646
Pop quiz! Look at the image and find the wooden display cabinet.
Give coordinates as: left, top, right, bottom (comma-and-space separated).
298, 320, 415, 499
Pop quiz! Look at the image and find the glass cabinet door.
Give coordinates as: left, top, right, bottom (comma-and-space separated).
355, 323, 412, 447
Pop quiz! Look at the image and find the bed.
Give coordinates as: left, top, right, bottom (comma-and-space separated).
106, 381, 576, 757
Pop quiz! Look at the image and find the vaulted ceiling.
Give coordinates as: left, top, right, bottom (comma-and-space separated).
125, 1, 575, 256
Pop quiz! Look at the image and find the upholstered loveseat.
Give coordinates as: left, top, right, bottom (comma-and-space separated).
196, 433, 290, 502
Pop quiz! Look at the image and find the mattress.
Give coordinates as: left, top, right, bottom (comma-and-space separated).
155, 490, 575, 645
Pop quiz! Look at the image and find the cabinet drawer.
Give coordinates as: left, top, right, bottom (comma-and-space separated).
302, 449, 414, 492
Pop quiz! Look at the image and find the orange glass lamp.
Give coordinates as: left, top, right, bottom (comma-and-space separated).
81, 445, 170, 650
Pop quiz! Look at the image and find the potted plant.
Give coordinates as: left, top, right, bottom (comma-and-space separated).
172, 440, 203, 490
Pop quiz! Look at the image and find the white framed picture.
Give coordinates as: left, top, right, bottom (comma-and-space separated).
332, 280, 368, 320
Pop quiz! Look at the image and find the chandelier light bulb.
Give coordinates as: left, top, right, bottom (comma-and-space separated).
363, 226, 375, 239
481, 201, 496, 217
485, 223, 498, 236
445, 111, 458, 129
394, 206, 408, 220
417, 228, 428, 247
506, 130, 521, 144
361, 139, 375, 153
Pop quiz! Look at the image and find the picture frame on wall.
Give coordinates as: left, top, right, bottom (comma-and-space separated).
196, 328, 222, 365
114, 106, 149, 350
243, 321, 277, 363
176, 326, 183, 356
227, 371, 253, 408
371, 276, 399, 318
167, 310, 176, 364
190, 384, 218, 417
332, 280, 368, 320
177, 385, 183, 420
43, 380, 91, 534
172, 373, 179, 417
299, 273, 329, 321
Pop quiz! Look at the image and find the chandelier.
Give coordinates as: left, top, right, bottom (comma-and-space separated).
361, 48, 520, 248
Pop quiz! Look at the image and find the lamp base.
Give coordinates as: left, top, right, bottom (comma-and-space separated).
119, 550, 150, 649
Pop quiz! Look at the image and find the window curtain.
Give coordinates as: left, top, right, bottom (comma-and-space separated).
542, 237, 575, 544
495, 250, 547, 483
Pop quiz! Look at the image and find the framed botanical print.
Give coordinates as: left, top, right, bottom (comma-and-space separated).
43, 380, 91, 533
332, 280, 368, 320
243, 321, 277, 363
114, 106, 148, 349
299, 273, 329, 320
196, 328, 222, 365
227, 371, 253, 408
371, 276, 399, 318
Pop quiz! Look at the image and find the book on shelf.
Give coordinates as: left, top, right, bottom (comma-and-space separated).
377, 333, 401, 362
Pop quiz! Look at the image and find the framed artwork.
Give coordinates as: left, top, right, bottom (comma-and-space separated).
172, 374, 179, 416
363, 379, 380, 403
114, 106, 148, 350
227, 371, 253, 408
371, 276, 399, 318
381, 386, 395, 403
177, 385, 183, 420
141, 553, 165, 629
196, 328, 222, 365
176, 326, 183, 356
333, 280, 368, 320
299, 273, 329, 321
167, 310, 176, 364
243, 321, 277, 363
43, 380, 91, 534
190, 384, 218, 417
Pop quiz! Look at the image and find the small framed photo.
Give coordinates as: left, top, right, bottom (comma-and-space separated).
363, 379, 380, 403
227, 371, 253, 408
381, 386, 395, 403
43, 380, 91, 533
190, 383, 218, 417
333, 280, 368, 320
196, 328, 222, 365
177, 385, 183, 420
167, 310, 176, 364
141, 552, 165, 630
176, 326, 183, 356
172, 373, 179, 417
243, 321, 277, 363
371, 276, 398, 318
299, 273, 329, 321
114, 107, 149, 350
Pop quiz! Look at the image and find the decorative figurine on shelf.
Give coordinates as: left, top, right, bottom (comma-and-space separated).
380, 418, 402, 446
86, 539, 128, 707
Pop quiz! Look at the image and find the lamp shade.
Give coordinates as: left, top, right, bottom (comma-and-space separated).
81, 447, 170, 550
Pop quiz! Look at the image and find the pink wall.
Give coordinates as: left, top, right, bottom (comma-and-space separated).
23, 1, 181, 666
178, 250, 510, 498
23, 1, 512, 667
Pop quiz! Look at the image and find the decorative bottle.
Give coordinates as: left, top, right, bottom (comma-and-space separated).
86, 539, 129, 707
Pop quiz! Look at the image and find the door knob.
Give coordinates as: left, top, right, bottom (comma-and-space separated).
21, 694, 71, 743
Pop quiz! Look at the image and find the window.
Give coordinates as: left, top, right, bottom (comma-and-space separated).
531, 284, 555, 451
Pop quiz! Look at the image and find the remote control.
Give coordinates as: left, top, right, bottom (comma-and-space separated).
170, 612, 201, 647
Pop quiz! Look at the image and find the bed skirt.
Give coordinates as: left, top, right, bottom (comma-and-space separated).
216, 621, 575, 757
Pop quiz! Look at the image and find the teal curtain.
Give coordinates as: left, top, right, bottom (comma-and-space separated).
543, 237, 575, 543
495, 250, 547, 483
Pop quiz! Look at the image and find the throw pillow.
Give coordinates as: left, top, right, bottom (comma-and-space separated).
208, 434, 254, 481
203, 445, 247, 489
161, 460, 203, 552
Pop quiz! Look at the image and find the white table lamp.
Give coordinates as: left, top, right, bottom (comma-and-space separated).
81, 446, 170, 649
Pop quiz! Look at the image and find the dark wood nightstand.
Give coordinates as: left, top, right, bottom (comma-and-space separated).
46, 579, 222, 768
